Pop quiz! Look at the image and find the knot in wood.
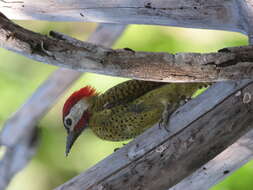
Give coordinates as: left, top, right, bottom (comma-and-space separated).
155, 144, 168, 153
243, 92, 251, 104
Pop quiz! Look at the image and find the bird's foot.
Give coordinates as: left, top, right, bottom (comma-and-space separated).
159, 118, 170, 133
179, 99, 190, 106
159, 104, 173, 133
113, 143, 127, 152
159, 96, 192, 133
159, 102, 183, 133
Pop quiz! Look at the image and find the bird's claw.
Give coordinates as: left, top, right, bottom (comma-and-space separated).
160, 96, 192, 133
159, 104, 173, 133
113, 143, 127, 152
159, 118, 170, 133
159, 101, 185, 133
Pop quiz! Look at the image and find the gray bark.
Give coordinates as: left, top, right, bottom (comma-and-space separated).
0, 0, 250, 34
1, 14, 253, 82
170, 129, 253, 190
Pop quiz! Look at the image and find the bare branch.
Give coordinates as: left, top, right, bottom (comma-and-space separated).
55, 80, 253, 190
237, 0, 253, 40
0, 127, 38, 190
170, 129, 253, 190
0, 13, 253, 82
0, 23, 126, 189
0, 0, 248, 34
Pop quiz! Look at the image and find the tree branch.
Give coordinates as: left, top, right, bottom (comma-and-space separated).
1, 0, 253, 189
0, 12, 253, 82
55, 80, 253, 190
0, 23, 126, 189
0, 127, 38, 190
170, 129, 253, 190
0, 0, 248, 34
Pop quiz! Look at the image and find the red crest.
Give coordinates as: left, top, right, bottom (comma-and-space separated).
63, 86, 96, 119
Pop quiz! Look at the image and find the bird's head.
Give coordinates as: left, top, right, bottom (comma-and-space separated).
62, 86, 97, 156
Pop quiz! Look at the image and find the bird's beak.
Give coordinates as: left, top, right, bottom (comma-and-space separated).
65, 131, 79, 157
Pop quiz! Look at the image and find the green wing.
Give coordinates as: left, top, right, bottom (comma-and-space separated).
90, 101, 164, 141
92, 80, 165, 112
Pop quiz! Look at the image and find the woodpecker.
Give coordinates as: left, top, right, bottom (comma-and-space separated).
63, 80, 208, 156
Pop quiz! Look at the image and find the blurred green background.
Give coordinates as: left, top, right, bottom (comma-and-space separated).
0, 21, 251, 190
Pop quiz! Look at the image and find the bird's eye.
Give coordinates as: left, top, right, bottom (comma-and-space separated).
65, 118, 72, 127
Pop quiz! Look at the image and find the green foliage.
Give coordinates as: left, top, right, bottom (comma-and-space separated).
0, 21, 249, 190
212, 161, 253, 190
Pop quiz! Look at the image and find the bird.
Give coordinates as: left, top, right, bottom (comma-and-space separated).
62, 80, 208, 156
